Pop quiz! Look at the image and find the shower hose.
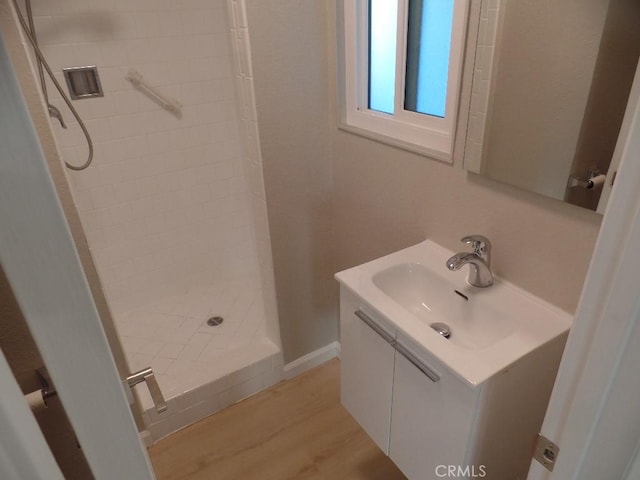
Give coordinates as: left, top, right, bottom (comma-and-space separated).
12, 0, 94, 171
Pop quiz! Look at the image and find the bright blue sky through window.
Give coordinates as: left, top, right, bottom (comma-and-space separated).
368, 0, 398, 114
413, 0, 453, 117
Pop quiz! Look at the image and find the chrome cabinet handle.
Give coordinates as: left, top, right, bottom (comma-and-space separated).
354, 309, 440, 383
354, 309, 395, 344
394, 342, 440, 382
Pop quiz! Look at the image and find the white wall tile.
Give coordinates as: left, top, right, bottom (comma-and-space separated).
31, 0, 269, 314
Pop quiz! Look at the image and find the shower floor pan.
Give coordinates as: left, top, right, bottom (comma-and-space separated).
114, 279, 283, 442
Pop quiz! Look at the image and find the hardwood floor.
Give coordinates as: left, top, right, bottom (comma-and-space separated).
149, 358, 406, 480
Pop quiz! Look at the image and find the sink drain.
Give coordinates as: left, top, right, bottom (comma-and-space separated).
430, 322, 451, 339
206, 316, 224, 327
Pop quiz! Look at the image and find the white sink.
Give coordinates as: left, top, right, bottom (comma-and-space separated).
335, 240, 572, 385
372, 262, 515, 350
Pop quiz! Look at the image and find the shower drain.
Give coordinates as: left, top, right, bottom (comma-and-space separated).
206, 316, 224, 327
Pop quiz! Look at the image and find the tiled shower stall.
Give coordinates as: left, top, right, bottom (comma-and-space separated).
25, 0, 281, 439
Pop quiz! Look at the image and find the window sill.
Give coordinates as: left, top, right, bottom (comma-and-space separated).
337, 121, 454, 164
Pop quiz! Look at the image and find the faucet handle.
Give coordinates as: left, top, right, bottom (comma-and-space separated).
461, 235, 491, 263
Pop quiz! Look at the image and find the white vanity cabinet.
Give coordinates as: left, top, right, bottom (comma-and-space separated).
339, 287, 567, 480
340, 289, 477, 477
336, 241, 571, 479
389, 332, 477, 479
339, 290, 395, 453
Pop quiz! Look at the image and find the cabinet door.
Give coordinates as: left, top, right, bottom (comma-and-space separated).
340, 291, 396, 454
390, 334, 476, 479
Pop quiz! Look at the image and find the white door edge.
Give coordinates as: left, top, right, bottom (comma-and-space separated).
0, 33, 155, 480
528, 53, 640, 479
597, 62, 640, 214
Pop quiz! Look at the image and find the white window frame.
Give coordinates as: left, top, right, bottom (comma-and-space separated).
338, 0, 469, 163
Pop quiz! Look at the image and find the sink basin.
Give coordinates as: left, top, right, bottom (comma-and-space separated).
372, 263, 515, 350
335, 240, 571, 385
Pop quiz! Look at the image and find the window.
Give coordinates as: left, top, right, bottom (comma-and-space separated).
339, 0, 469, 162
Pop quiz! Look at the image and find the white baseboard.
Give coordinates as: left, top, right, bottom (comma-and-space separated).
283, 341, 341, 380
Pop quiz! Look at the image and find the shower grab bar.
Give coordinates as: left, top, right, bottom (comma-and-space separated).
125, 69, 182, 118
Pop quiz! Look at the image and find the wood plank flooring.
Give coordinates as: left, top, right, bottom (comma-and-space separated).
149, 358, 406, 480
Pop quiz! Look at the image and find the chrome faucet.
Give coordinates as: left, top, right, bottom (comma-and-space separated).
446, 235, 494, 288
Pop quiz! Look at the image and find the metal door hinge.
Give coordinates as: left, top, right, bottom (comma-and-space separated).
534, 433, 559, 472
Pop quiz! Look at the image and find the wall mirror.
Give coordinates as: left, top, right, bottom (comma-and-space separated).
463, 0, 640, 213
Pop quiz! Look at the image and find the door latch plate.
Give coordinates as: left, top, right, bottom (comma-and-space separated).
534, 433, 559, 472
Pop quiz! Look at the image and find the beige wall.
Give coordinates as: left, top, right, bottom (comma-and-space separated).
332, 132, 601, 313
247, 0, 602, 364
245, 0, 337, 363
